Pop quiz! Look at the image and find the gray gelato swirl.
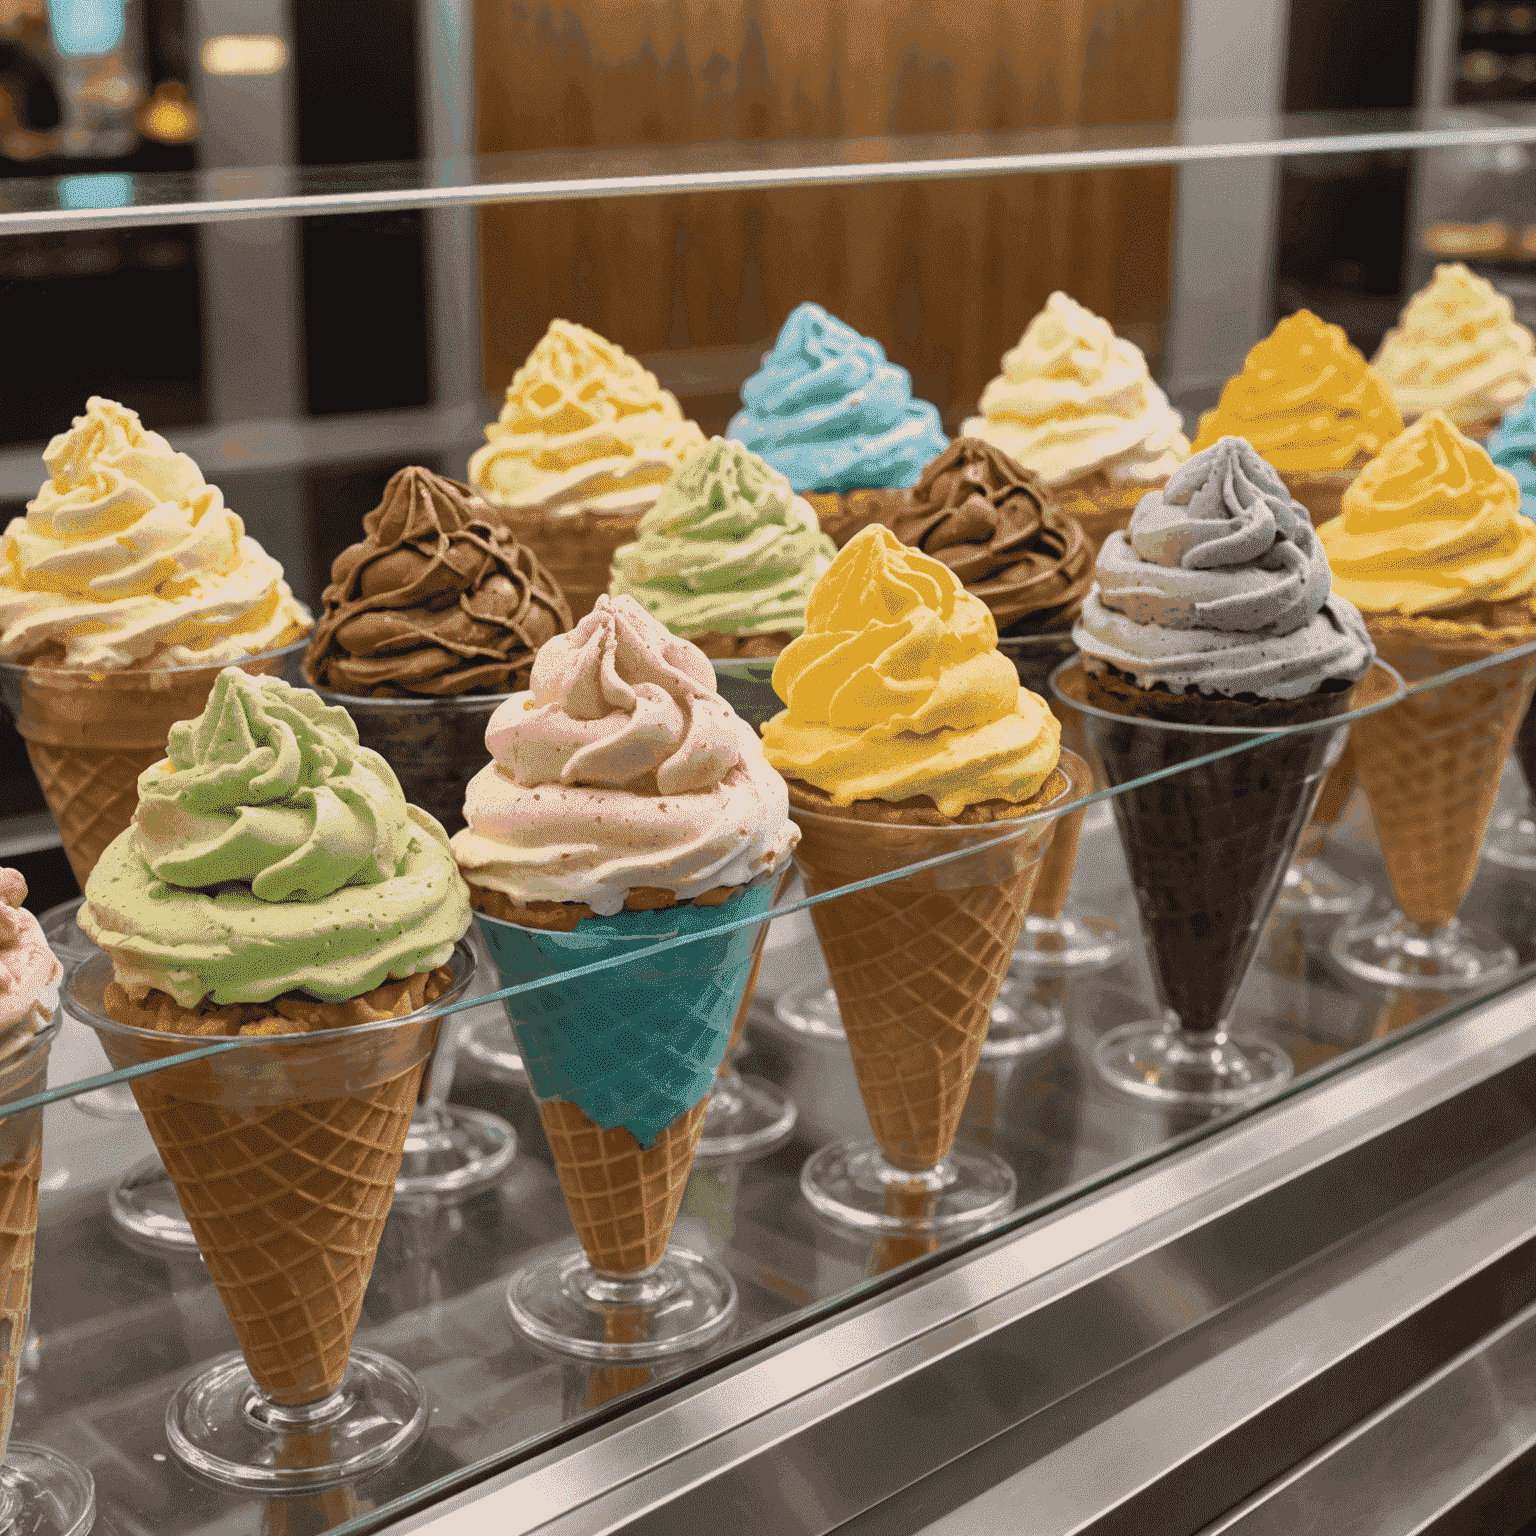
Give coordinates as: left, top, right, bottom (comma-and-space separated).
1073, 436, 1374, 699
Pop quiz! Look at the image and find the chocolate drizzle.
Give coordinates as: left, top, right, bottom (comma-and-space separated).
306, 466, 572, 696
891, 439, 1092, 634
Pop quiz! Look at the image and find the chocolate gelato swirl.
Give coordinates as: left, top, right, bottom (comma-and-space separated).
1075, 437, 1373, 699
891, 439, 1092, 634
306, 467, 572, 697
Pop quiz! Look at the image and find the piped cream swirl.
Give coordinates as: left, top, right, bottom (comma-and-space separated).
1075, 437, 1374, 698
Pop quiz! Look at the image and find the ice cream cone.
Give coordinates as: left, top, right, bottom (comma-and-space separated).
0, 1026, 49, 1460
1350, 618, 1536, 928
1279, 467, 1358, 528
73, 951, 472, 1408
539, 1099, 708, 1275
494, 502, 646, 624
0, 634, 306, 887
1053, 474, 1151, 559
788, 756, 1081, 1172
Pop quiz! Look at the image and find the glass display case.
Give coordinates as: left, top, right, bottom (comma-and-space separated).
4, 90, 1536, 1536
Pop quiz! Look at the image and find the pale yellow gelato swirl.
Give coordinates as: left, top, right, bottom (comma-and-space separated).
962, 292, 1189, 488
1319, 412, 1536, 615
762, 525, 1060, 816
468, 320, 705, 513
0, 397, 308, 669
1372, 263, 1536, 427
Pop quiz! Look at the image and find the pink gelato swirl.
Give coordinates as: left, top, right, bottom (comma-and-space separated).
0, 869, 59, 1060
450, 594, 797, 914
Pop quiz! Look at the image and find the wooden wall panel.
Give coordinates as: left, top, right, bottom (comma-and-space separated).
475, 0, 1182, 431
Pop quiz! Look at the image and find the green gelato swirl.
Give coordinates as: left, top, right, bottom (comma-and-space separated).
80, 669, 469, 1006
136, 668, 411, 901
609, 437, 835, 637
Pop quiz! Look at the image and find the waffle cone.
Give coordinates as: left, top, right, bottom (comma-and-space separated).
7, 637, 302, 885
0, 1145, 40, 1458
789, 760, 1080, 1171
1352, 618, 1536, 927
493, 502, 647, 623
132, 1062, 422, 1404
539, 1098, 708, 1275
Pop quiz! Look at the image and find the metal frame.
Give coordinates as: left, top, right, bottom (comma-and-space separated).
381, 973, 1536, 1534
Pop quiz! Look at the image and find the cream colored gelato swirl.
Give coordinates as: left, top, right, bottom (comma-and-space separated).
135, 667, 412, 902
450, 594, 797, 915
0, 397, 308, 668
1373, 263, 1536, 427
468, 321, 705, 513
1075, 438, 1374, 699
962, 293, 1189, 487
0, 869, 59, 1059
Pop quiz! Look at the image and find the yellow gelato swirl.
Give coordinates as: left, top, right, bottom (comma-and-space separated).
1318, 411, 1536, 615
961, 292, 1188, 487
1192, 310, 1403, 473
1372, 263, 1536, 427
0, 396, 308, 669
761, 525, 1061, 815
468, 320, 705, 513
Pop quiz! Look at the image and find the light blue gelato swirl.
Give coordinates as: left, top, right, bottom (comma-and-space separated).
1488, 387, 1536, 518
727, 303, 947, 493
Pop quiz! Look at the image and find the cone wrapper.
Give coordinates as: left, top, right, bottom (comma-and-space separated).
1351, 619, 1536, 927
0, 1024, 50, 1462
789, 754, 1084, 1172
475, 872, 778, 1149
79, 954, 468, 1407
0, 640, 302, 886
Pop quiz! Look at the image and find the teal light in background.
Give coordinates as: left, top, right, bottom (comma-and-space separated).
58, 173, 132, 210
48, 0, 126, 57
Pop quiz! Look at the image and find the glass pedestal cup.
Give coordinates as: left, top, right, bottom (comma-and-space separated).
1276, 736, 1372, 918
791, 751, 1087, 1236
64, 942, 476, 1492
0, 636, 310, 890
476, 876, 782, 1361
1332, 626, 1536, 990
306, 678, 521, 1200
1053, 657, 1405, 1107
1483, 695, 1536, 871
997, 635, 1128, 982
0, 1017, 96, 1536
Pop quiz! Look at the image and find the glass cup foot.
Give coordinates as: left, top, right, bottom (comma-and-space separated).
108, 1155, 198, 1256
1483, 808, 1536, 872
0, 1443, 95, 1536
1010, 909, 1127, 973
455, 1014, 529, 1085
1094, 1020, 1294, 1107
771, 981, 846, 1041
1276, 856, 1372, 918
800, 1140, 1016, 1235
394, 1103, 518, 1203
696, 1072, 797, 1161
165, 1346, 427, 1491
1329, 912, 1518, 991
506, 1247, 738, 1361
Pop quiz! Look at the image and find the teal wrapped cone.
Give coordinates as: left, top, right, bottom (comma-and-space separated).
476, 876, 776, 1148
